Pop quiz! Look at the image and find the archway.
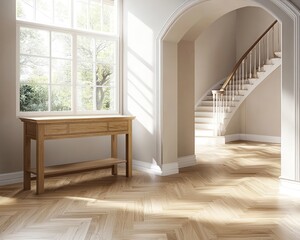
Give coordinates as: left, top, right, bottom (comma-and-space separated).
156, 0, 300, 191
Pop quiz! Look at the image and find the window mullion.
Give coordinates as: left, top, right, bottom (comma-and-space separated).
17, 0, 119, 115
73, 33, 77, 114
93, 37, 96, 111
49, 30, 52, 112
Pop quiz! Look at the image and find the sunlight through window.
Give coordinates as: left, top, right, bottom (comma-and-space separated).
127, 13, 154, 134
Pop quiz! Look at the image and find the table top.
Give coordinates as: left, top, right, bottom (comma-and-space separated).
20, 115, 135, 124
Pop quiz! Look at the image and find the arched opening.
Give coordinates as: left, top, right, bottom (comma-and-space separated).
157, 0, 300, 190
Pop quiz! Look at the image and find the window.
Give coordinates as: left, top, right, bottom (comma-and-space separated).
17, 0, 119, 115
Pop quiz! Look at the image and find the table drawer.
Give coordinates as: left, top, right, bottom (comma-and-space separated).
45, 124, 68, 136
109, 121, 128, 131
69, 122, 108, 134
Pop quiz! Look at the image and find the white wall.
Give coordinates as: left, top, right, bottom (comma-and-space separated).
1, 0, 300, 178
0, 0, 21, 173
0, 0, 188, 175
225, 6, 279, 137
178, 40, 194, 157
240, 67, 281, 136
195, 11, 237, 103
0, 0, 119, 174
123, 0, 187, 166
226, 66, 281, 136
236, 7, 276, 60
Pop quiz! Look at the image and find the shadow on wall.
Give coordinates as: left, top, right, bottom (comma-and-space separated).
126, 12, 163, 167
127, 12, 154, 135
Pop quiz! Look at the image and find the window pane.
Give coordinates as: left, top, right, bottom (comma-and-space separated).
17, 0, 34, 21
20, 56, 49, 84
17, 1, 119, 113
96, 87, 115, 110
102, 0, 116, 33
20, 27, 49, 56
77, 61, 93, 85
20, 84, 49, 112
74, 0, 88, 29
52, 59, 71, 84
96, 40, 116, 63
77, 86, 93, 111
51, 85, 71, 111
95, 64, 114, 86
54, 0, 71, 27
36, 0, 53, 24
77, 36, 94, 61
90, 0, 102, 32
51, 32, 72, 59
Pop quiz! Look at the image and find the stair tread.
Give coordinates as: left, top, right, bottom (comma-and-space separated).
195, 48, 281, 138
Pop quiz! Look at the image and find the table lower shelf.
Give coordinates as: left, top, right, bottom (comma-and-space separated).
29, 158, 126, 177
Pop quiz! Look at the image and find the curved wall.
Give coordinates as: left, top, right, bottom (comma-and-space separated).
159, 0, 300, 184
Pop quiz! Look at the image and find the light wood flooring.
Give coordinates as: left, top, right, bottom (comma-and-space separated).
1, 141, 300, 240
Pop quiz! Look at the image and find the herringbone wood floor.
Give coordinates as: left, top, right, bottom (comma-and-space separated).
1, 141, 300, 240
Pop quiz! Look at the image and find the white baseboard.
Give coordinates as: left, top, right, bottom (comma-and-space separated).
132, 160, 179, 176
0, 160, 180, 187
0, 171, 23, 186
280, 178, 300, 197
178, 155, 197, 168
225, 134, 240, 143
225, 134, 281, 144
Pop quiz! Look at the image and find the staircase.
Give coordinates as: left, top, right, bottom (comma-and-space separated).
195, 20, 281, 145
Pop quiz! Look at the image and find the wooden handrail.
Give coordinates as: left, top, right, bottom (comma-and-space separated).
219, 20, 278, 92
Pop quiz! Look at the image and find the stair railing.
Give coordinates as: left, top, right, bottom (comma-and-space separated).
212, 20, 280, 136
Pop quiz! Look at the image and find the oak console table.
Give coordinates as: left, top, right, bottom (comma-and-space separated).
20, 115, 135, 194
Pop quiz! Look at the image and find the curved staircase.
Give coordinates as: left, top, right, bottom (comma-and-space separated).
195, 20, 281, 145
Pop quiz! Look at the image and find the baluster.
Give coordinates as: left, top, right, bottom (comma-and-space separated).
237, 68, 239, 91
266, 31, 270, 64
235, 71, 238, 95
222, 93, 225, 128
242, 59, 245, 89
212, 91, 216, 135
253, 46, 257, 78
220, 93, 223, 134
249, 51, 252, 79
261, 36, 264, 66
245, 56, 248, 84
258, 41, 261, 71
278, 23, 280, 52
272, 26, 275, 58
230, 77, 233, 106
225, 88, 227, 112
232, 75, 234, 102
217, 92, 219, 135
238, 65, 242, 90
214, 92, 217, 135
241, 65, 243, 86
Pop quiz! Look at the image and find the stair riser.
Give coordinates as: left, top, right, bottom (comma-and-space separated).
195, 129, 215, 137
195, 54, 281, 139
195, 107, 213, 112
195, 124, 215, 130
195, 117, 214, 123
203, 96, 242, 101
195, 112, 214, 118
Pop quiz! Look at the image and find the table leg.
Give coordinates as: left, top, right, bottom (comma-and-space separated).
111, 135, 118, 175
36, 126, 45, 194
23, 124, 31, 190
126, 128, 132, 178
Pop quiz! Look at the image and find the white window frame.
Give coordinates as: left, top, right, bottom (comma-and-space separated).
16, 0, 121, 117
